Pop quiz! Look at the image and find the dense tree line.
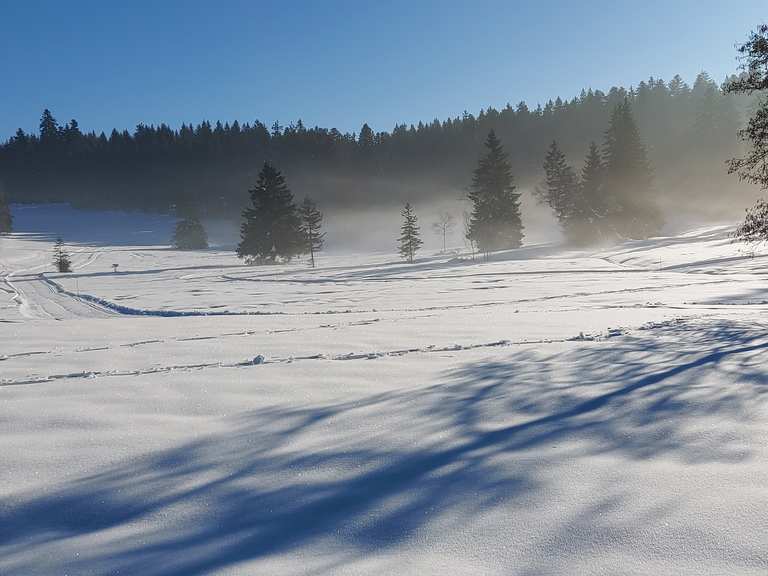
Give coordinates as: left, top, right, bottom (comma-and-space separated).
0, 72, 752, 223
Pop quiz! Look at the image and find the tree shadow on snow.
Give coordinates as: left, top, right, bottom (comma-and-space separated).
1, 318, 767, 574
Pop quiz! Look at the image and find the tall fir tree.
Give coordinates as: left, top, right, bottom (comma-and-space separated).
467, 130, 524, 255
602, 99, 661, 238
540, 140, 584, 240
579, 141, 607, 239
398, 202, 422, 263
39, 109, 59, 143
237, 162, 303, 264
298, 196, 325, 268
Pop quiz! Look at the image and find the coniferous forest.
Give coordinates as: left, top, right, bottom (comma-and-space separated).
0, 72, 755, 238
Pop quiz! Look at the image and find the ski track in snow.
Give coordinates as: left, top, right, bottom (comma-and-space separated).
0, 328, 630, 387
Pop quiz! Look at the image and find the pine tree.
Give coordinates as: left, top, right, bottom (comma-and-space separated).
52, 238, 72, 272
237, 162, 303, 264
39, 109, 59, 143
358, 123, 375, 150
602, 99, 661, 238
299, 196, 325, 268
579, 141, 607, 238
173, 214, 208, 249
540, 140, 582, 239
398, 203, 422, 263
467, 130, 523, 256
0, 189, 12, 234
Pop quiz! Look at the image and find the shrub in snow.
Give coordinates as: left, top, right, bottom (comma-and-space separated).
173, 216, 208, 250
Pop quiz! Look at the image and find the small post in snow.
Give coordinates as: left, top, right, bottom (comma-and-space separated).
112, 264, 119, 273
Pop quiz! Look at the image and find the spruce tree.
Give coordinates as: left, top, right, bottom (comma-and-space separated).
579, 141, 607, 239
39, 109, 59, 143
0, 189, 12, 234
398, 203, 422, 263
540, 140, 583, 240
173, 215, 208, 249
467, 130, 523, 256
298, 196, 324, 268
53, 238, 72, 273
602, 99, 661, 239
237, 162, 302, 264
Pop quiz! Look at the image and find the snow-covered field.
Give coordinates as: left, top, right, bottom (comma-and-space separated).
2, 210, 768, 575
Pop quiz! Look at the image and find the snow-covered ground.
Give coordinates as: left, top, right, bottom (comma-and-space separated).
1, 212, 767, 575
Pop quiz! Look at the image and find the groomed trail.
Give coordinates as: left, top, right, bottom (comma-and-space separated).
1, 245, 114, 320
4, 273, 116, 319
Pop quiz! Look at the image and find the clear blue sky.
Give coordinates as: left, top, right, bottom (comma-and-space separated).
0, 0, 764, 140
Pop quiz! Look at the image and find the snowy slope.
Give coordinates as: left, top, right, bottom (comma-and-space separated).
1, 220, 767, 575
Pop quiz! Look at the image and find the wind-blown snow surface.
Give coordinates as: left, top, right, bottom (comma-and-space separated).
1, 223, 767, 575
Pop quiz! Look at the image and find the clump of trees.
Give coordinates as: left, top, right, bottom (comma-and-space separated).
237, 162, 324, 265
52, 238, 72, 272
466, 130, 523, 258
0, 189, 12, 234
537, 99, 661, 244
398, 203, 422, 263
172, 206, 208, 249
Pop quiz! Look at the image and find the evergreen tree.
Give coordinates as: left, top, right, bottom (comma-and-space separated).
602, 100, 662, 238
237, 162, 302, 264
467, 130, 523, 255
358, 123, 375, 149
39, 109, 59, 143
298, 196, 324, 268
173, 213, 208, 249
579, 141, 607, 239
398, 202, 422, 263
52, 237, 72, 272
540, 140, 583, 240
0, 189, 12, 234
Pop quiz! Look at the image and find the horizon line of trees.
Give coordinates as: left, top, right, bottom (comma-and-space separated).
0, 71, 755, 224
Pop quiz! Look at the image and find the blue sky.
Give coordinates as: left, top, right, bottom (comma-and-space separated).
0, 0, 764, 140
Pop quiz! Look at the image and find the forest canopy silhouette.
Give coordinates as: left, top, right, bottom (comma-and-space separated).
0, 71, 757, 234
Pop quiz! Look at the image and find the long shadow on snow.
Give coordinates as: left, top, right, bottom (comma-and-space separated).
1, 319, 766, 575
